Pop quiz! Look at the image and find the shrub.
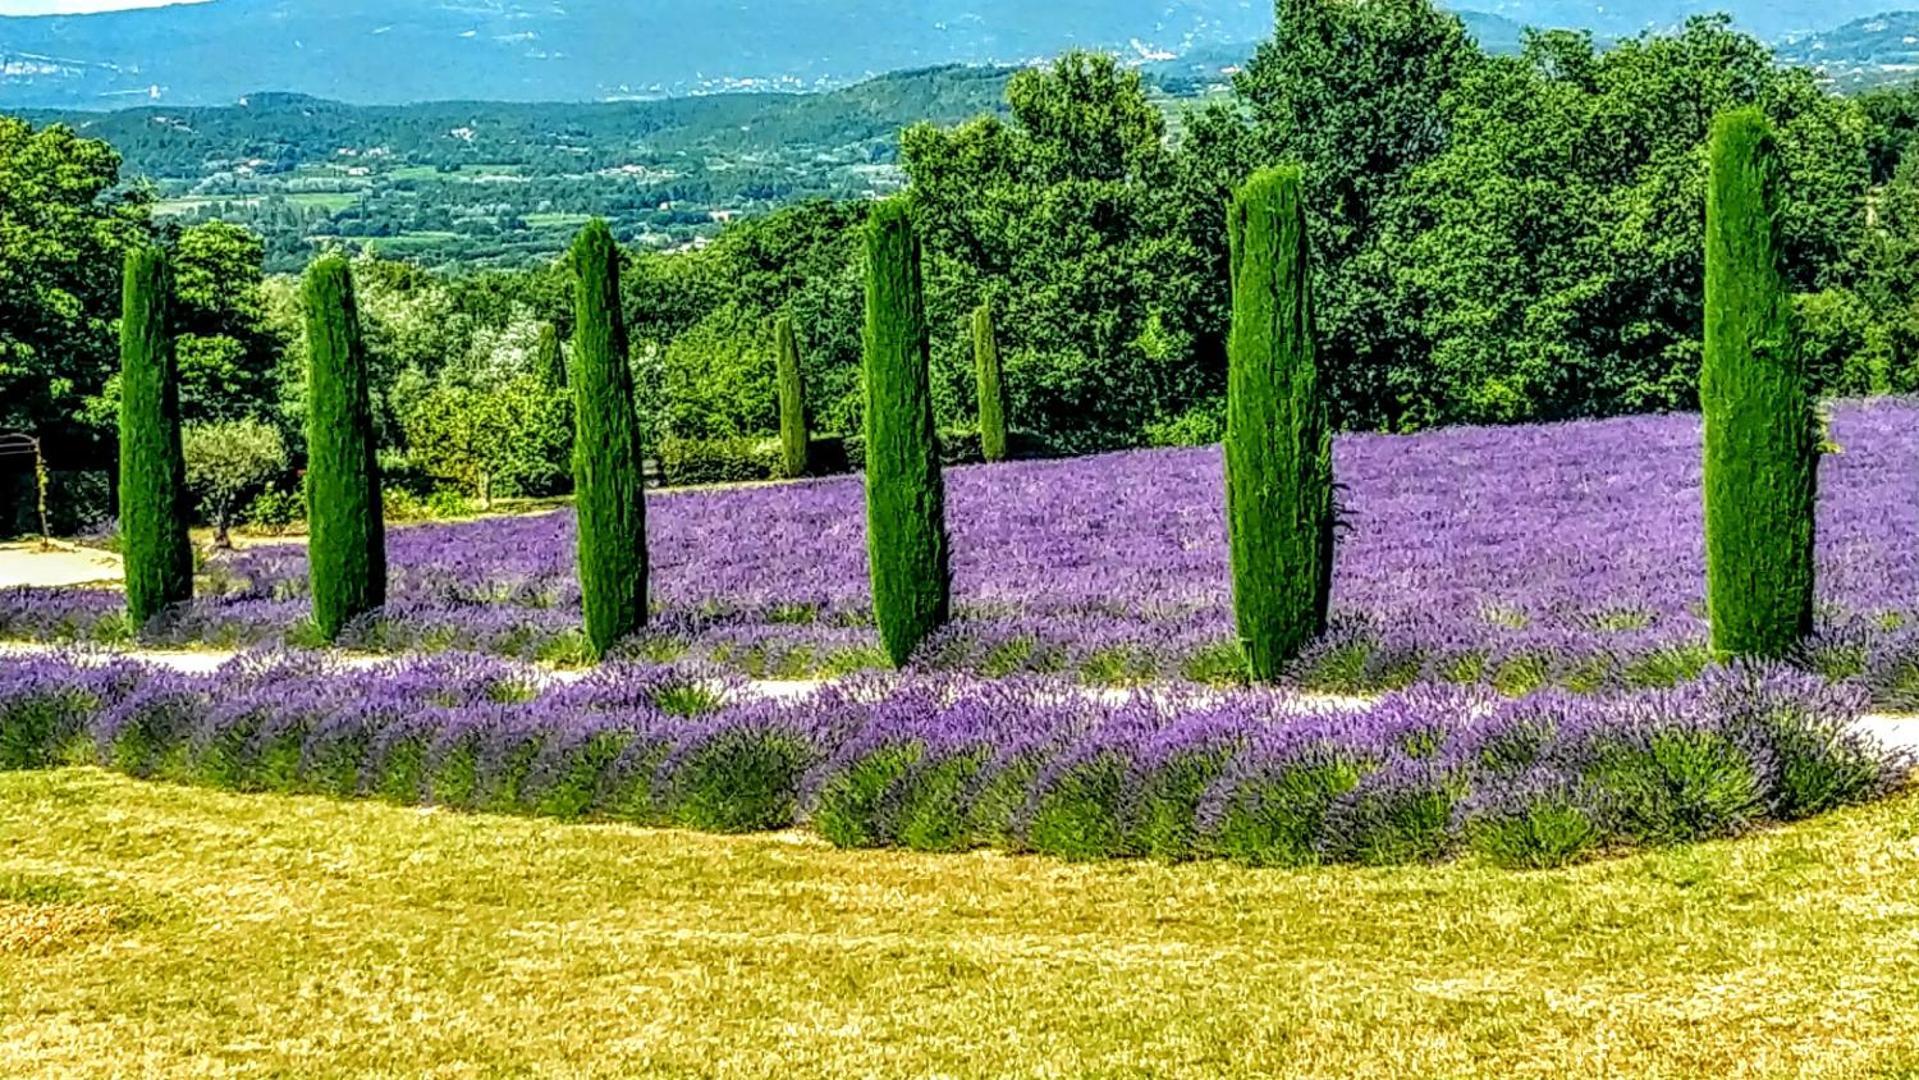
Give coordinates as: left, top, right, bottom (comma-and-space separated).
775, 314, 810, 479
1224, 165, 1334, 683
974, 301, 1009, 463
303, 254, 387, 643
657, 436, 782, 487
1584, 725, 1766, 846
182, 419, 287, 548
118, 245, 195, 628
1324, 759, 1464, 865
891, 748, 991, 852
1702, 107, 1817, 660
1023, 748, 1133, 861
1123, 723, 1246, 861
811, 742, 923, 848
664, 720, 815, 833
1462, 772, 1607, 870
0, 674, 98, 770
1199, 738, 1366, 867
861, 197, 951, 668
569, 220, 649, 657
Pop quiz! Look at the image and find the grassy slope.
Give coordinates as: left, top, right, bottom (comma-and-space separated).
3, 773, 1919, 1075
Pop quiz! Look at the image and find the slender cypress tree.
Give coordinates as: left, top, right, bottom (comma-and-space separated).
118, 246, 194, 627
974, 301, 1009, 463
1225, 166, 1334, 683
535, 321, 567, 391
569, 219, 648, 657
1704, 108, 1817, 659
862, 197, 951, 667
775, 313, 810, 479
303, 254, 387, 642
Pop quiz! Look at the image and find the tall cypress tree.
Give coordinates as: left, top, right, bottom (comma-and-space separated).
570, 220, 648, 657
303, 254, 387, 643
775, 313, 809, 479
118, 246, 194, 627
862, 197, 951, 667
973, 301, 1009, 463
1704, 108, 1817, 659
1225, 166, 1334, 683
535, 321, 567, 391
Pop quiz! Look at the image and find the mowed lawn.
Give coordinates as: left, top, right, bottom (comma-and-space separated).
4, 770, 1919, 1078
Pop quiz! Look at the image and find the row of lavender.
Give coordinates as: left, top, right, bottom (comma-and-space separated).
1, 651, 1904, 867
7, 402, 1916, 700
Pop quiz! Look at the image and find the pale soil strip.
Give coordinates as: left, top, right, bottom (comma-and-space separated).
4, 640, 1914, 753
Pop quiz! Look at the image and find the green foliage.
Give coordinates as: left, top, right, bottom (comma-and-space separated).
1466, 789, 1605, 870
1225, 166, 1334, 683
569, 219, 648, 657
904, 52, 1210, 451
0, 115, 151, 448
1392, 19, 1870, 426
774, 313, 810, 479
1233, 0, 1480, 430
861, 196, 951, 668
667, 730, 812, 834
302, 254, 387, 643
656, 435, 784, 487
117, 245, 194, 627
1590, 730, 1766, 845
169, 220, 279, 421
533, 321, 566, 390
811, 744, 922, 849
1204, 757, 1365, 868
402, 375, 570, 506
1024, 754, 1132, 861
181, 418, 287, 546
1703, 108, 1818, 661
972, 301, 1008, 462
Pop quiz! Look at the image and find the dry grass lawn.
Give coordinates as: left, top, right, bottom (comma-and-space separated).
3, 768, 1919, 1078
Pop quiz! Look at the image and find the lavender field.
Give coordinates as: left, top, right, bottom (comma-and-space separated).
6, 401, 1917, 701
1, 650, 1902, 867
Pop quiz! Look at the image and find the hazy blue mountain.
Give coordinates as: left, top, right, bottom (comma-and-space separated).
0, 0, 1901, 109
1775, 12, 1919, 88
3, 0, 1270, 108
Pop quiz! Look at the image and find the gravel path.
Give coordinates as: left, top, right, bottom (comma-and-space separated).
0, 543, 121, 589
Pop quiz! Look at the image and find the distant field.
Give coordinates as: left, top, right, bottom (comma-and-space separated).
3, 769, 1918, 1076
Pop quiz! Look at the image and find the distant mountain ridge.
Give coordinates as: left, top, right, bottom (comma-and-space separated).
0, 0, 1907, 109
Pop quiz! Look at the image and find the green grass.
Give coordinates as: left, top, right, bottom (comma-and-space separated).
525, 211, 596, 229
4, 769, 1919, 1076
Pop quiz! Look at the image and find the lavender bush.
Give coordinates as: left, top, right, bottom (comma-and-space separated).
5, 402, 1917, 701
0, 652, 1905, 869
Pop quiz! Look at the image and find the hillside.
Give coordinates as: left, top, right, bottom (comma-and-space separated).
0, 0, 1268, 108
1777, 12, 1919, 88
0, 0, 1897, 110
27, 66, 1016, 270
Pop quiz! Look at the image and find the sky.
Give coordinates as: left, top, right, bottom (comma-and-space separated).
0, 0, 208, 13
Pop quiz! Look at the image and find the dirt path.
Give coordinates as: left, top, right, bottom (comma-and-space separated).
0, 543, 122, 589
